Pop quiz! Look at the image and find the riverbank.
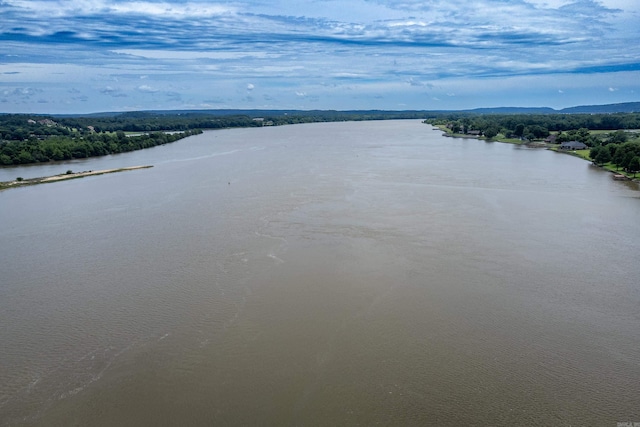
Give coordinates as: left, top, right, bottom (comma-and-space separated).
0, 165, 153, 190
546, 148, 638, 180
433, 124, 542, 146
432, 125, 640, 182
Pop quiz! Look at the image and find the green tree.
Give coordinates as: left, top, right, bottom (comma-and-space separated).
0, 154, 12, 165
530, 125, 549, 139
607, 130, 628, 144
17, 150, 34, 164
461, 118, 471, 134
607, 143, 620, 157
594, 147, 612, 165
629, 156, 640, 177
577, 128, 590, 142
556, 131, 571, 143
514, 123, 525, 137
612, 145, 625, 169
623, 152, 635, 170
483, 125, 499, 139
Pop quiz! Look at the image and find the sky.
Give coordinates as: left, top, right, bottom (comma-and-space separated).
1, 0, 639, 114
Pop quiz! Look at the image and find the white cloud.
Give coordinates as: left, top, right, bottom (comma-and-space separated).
524, 0, 573, 8
1, 0, 639, 113
5, 0, 235, 18
598, 0, 640, 12
137, 84, 158, 93
100, 86, 127, 97
110, 50, 281, 61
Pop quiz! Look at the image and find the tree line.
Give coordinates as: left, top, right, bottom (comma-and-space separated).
3, 110, 640, 166
425, 112, 640, 175
589, 142, 640, 174
0, 129, 202, 165
0, 111, 431, 165
424, 112, 640, 142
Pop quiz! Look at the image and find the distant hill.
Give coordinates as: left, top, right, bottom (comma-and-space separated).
465, 107, 556, 114
43, 101, 640, 118
559, 102, 640, 114
460, 102, 640, 114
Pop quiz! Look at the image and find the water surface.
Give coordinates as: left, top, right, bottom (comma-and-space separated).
1, 121, 639, 426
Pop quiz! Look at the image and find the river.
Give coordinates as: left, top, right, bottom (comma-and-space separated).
1, 120, 639, 426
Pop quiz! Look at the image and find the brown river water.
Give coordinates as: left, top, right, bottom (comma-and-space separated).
1, 120, 639, 426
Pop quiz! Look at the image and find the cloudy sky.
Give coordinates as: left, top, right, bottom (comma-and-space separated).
1, 0, 639, 113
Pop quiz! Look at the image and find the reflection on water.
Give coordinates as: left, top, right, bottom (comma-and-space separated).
1, 121, 639, 426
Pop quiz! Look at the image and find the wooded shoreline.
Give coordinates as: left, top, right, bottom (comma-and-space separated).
433, 125, 640, 182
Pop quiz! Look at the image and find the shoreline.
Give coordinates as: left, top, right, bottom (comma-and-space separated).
0, 165, 153, 190
433, 125, 539, 146
431, 125, 640, 182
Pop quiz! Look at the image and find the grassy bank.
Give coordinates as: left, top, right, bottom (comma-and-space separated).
433, 124, 535, 145
432, 125, 639, 181
547, 148, 637, 178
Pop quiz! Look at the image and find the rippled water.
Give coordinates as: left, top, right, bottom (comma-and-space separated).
1, 120, 639, 426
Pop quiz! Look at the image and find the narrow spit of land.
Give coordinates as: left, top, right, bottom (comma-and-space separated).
0, 165, 153, 190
